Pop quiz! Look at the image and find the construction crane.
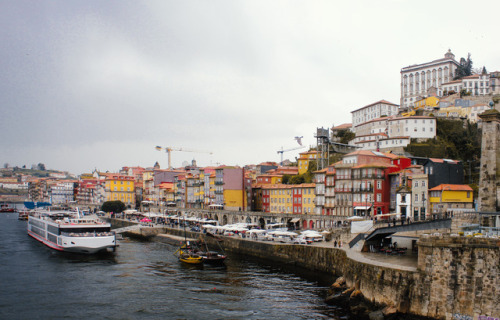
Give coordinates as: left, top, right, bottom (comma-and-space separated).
277, 146, 306, 165
155, 146, 213, 169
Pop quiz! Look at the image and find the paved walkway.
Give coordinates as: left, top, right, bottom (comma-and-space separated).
111, 217, 419, 272
312, 240, 418, 272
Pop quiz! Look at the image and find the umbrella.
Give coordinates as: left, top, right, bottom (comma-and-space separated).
140, 218, 152, 222
347, 216, 364, 221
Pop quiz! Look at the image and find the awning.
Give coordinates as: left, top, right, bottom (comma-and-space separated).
290, 218, 300, 223
354, 206, 371, 210
376, 213, 399, 217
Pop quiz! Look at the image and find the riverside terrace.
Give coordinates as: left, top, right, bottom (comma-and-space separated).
117, 207, 351, 230
108, 215, 499, 319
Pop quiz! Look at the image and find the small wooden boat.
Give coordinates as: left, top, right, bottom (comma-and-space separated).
196, 236, 226, 265
18, 210, 29, 220
199, 250, 226, 265
176, 244, 203, 265
179, 252, 203, 264
0, 203, 15, 212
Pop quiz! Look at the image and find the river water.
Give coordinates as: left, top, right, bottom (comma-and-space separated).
0, 212, 348, 319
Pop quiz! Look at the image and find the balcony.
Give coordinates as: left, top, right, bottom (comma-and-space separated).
335, 188, 352, 192
352, 188, 373, 193
215, 181, 224, 185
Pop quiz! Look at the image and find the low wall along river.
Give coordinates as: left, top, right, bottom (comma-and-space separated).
110, 219, 499, 320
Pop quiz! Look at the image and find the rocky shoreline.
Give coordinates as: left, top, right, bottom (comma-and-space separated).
325, 276, 434, 320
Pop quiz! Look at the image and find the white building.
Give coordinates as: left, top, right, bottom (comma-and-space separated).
440, 73, 493, 97
400, 50, 459, 109
388, 116, 436, 140
50, 181, 75, 204
351, 100, 399, 132
352, 116, 436, 152
314, 168, 326, 215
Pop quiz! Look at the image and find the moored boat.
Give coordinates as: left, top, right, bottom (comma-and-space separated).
0, 203, 15, 212
27, 209, 117, 254
199, 250, 226, 265
176, 243, 203, 264
18, 210, 30, 220
195, 237, 227, 265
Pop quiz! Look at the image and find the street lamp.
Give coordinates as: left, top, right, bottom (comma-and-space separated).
439, 185, 452, 219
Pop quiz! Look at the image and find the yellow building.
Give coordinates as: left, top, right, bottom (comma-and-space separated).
414, 96, 440, 109
256, 174, 282, 184
301, 183, 316, 215
105, 174, 135, 205
159, 182, 174, 204
428, 184, 473, 216
223, 189, 246, 210
297, 151, 320, 175
435, 106, 471, 119
268, 185, 293, 214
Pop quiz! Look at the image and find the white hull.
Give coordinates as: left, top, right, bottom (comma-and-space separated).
28, 211, 116, 254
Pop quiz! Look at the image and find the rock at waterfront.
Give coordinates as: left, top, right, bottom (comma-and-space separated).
325, 292, 348, 306
342, 287, 355, 296
368, 310, 384, 320
382, 305, 397, 317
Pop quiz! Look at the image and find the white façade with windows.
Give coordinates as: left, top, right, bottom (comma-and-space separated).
388, 116, 436, 140
352, 116, 436, 151
351, 100, 399, 132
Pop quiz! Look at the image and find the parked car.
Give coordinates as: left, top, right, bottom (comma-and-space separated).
292, 235, 308, 245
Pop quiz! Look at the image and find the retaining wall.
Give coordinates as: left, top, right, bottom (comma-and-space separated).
109, 219, 499, 319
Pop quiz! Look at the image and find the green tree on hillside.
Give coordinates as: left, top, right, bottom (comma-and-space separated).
454, 53, 473, 80
404, 118, 481, 184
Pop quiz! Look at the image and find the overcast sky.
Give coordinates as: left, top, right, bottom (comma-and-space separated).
1, 0, 498, 174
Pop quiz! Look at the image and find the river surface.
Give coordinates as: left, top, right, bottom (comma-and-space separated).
0, 212, 349, 320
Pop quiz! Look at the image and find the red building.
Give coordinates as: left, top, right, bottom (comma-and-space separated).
335, 151, 411, 217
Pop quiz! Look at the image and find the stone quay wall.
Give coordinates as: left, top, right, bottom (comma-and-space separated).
109, 219, 499, 320
414, 235, 499, 320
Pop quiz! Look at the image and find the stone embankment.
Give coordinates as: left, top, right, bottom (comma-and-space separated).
109, 219, 499, 320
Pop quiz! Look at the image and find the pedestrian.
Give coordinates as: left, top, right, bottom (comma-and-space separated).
334, 240, 337, 247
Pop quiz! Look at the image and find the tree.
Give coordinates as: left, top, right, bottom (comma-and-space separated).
102, 200, 126, 213
454, 53, 473, 80
334, 129, 356, 144
282, 174, 291, 184
404, 118, 481, 184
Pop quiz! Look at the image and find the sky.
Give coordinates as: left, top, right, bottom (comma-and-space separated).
1, 0, 499, 175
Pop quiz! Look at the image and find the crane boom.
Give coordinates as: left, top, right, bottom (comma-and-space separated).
155, 146, 212, 169
277, 146, 306, 165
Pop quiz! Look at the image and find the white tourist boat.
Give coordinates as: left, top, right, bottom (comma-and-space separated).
27, 209, 117, 254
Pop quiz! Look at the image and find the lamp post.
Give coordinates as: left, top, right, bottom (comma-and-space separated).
439, 185, 451, 219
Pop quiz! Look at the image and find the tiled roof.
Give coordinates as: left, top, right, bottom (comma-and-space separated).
351, 100, 399, 113
429, 184, 472, 191
331, 123, 352, 130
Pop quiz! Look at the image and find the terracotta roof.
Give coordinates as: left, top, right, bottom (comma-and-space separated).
428, 158, 459, 164
388, 116, 435, 121
351, 100, 399, 113
353, 162, 394, 169
331, 123, 352, 130
355, 116, 394, 128
441, 79, 462, 85
428, 184, 472, 192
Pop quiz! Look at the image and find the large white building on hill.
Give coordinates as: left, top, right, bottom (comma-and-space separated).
351, 100, 399, 132
400, 50, 459, 109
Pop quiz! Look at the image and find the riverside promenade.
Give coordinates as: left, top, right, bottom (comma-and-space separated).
110, 216, 498, 320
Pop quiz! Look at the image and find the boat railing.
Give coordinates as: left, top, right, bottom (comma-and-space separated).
61, 231, 115, 237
